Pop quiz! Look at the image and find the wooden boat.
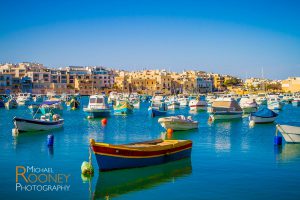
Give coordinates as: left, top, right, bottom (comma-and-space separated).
13, 114, 64, 132
113, 101, 134, 115
148, 101, 168, 117
16, 93, 33, 105
276, 124, 300, 143
249, 107, 278, 124
158, 115, 198, 131
83, 94, 111, 118
208, 97, 242, 120
90, 139, 192, 171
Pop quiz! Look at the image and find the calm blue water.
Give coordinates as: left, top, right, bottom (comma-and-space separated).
1, 97, 300, 200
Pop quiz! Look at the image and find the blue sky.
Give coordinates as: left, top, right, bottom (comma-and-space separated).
0, 0, 299, 79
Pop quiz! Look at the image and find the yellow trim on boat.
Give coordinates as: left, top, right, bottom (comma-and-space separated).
93, 146, 192, 158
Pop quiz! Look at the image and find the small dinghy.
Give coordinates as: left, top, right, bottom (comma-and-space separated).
158, 115, 198, 131
13, 114, 64, 132
249, 107, 278, 124
90, 139, 192, 171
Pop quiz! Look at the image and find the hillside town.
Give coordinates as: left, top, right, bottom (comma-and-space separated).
0, 62, 299, 95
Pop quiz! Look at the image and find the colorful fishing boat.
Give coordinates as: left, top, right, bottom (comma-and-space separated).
249, 107, 278, 124
113, 101, 133, 115
158, 115, 198, 131
148, 101, 168, 117
90, 139, 192, 171
84, 94, 111, 118
66, 96, 80, 110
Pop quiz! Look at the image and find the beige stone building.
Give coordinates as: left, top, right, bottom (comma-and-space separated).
281, 77, 300, 93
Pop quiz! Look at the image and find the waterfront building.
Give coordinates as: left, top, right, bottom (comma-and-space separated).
281, 77, 300, 93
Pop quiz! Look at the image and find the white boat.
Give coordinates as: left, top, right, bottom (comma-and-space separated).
209, 97, 242, 120
249, 107, 278, 124
158, 115, 198, 131
83, 94, 111, 118
168, 101, 180, 110
178, 96, 189, 107
239, 97, 258, 113
189, 96, 207, 111
268, 97, 284, 110
292, 97, 300, 106
13, 114, 64, 132
256, 93, 267, 105
276, 124, 300, 143
16, 93, 33, 105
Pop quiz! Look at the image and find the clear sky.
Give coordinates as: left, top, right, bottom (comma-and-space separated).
0, 0, 299, 79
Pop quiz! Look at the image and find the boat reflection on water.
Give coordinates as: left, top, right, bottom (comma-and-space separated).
93, 158, 192, 199
275, 144, 300, 162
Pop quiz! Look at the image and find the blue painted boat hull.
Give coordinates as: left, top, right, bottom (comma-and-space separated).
85, 111, 110, 118
94, 148, 191, 171
148, 108, 167, 117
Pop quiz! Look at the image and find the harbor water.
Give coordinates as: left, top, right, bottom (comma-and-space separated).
1, 97, 300, 200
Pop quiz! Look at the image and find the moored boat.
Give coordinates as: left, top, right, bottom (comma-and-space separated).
113, 101, 134, 115
90, 138, 192, 171
208, 97, 242, 120
276, 124, 300, 143
16, 93, 33, 105
13, 114, 64, 132
292, 98, 300, 106
249, 107, 278, 124
83, 94, 111, 118
189, 95, 207, 111
239, 97, 258, 113
40, 100, 63, 115
158, 115, 198, 131
148, 100, 168, 117
267, 97, 284, 110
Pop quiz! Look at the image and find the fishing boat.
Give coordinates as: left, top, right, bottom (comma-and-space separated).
178, 95, 189, 107
13, 114, 64, 132
239, 97, 258, 113
256, 93, 267, 105
40, 100, 63, 115
189, 95, 207, 111
208, 97, 243, 120
249, 107, 278, 124
158, 115, 198, 131
113, 101, 133, 115
148, 99, 168, 117
267, 97, 284, 110
167, 98, 180, 110
83, 94, 111, 118
276, 124, 300, 143
16, 93, 33, 105
90, 138, 192, 171
66, 96, 80, 110
292, 97, 300, 106
5, 97, 18, 109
